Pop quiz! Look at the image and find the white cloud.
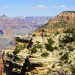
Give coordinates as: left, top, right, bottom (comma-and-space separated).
34, 5, 47, 10
52, 5, 69, 10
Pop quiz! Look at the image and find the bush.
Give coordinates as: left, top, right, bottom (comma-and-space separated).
32, 34, 36, 37
31, 47, 37, 53
13, 56, 21, 61
44, 34, 48, 37
17, 43, 27, 50
59, 43, 65, 48
19, 45, 24, 50
36, 44, 43, 48
59, 34, 73, 43
54, 46, 58, 50
68, 45, 74, 51
13, 46, 20, 55
6, 53, 13, 58
47, 38, 54, 45
71, 28, 75, 41
61, 52, 69, 63
59, 51, 63, 55
45, 38, 54, 52
23, 43, 27, 48
55, 31, 60, 35
71, 65, 75, 75
45, 44, 54, 52
41, 52, 49, 57
52, 64, 55, 68
36, 41, 40, 44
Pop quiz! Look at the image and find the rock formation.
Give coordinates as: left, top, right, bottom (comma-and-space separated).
3, 11, 75, 75
33, 11, 75, 36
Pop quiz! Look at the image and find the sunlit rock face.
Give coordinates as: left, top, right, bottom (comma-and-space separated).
34, 11, 75, 36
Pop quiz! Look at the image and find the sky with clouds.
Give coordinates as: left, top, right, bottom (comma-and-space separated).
0, 0, 75, 17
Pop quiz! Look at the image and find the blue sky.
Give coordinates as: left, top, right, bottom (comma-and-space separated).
0, 0, 75, 17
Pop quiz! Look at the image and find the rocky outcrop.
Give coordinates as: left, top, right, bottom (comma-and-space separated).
52, 11, 75, 23
33, 11, 75, 36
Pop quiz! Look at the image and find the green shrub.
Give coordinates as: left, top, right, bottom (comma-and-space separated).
68, 45, 74, 51
23, 43, 27, 48
13, 46, 20, 55
65, 58, 69, 63
45, 38, 54, 52
13, 56, 20, 61
55, 31, 60, 35
59, 51, 63, 55
32, 34, 36, 37
52, 64, 55, 68
60, 34, 73, 43
31, 47, 37, 53
36, 41, 40, 44
54, 46, 58, 50
71, 28, 75, 41
18, 43, 27, 50
59, 43, 65, 48
41, 52, 49, 57
36, 44, 43, 48
58, 61, 63, 66
6, 53, 13, 58
61, 52, 69, 63
19, 45, 24, 50
45, 44, 54, 52
44, 34, 48, 37
70, 65, 75, 75
47, 38, 54, 45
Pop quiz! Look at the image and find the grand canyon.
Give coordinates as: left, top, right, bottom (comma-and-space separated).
1, 11, 75, 75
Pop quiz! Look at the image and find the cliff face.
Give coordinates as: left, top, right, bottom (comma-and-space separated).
33, 11, 75, 36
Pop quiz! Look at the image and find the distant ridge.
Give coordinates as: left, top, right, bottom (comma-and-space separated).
0, 16, 51, 35
0, 16, 52, 49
